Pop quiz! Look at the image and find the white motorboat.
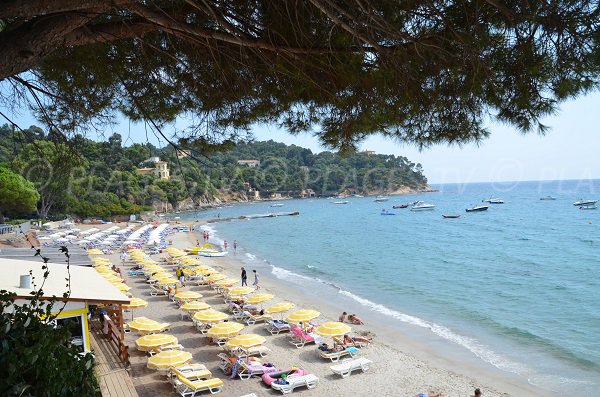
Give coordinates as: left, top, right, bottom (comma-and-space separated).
573, 199, 598, 206
374, 196, 389, 202
579, 205, 597, 210
333, 200, 349, 204
410, 201, 436, 211
540, 196, 556, 200
466, 205, 489, 212
270, 203, 284, 207
483, 198, 504, 204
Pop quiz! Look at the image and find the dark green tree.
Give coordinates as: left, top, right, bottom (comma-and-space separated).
13, 141, 85, 219
0, 166, 40, 223
2, 1, 600, 150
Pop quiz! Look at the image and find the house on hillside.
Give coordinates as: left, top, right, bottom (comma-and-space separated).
301, 189, 315, 198
361, 150, 376, 156
237, 159, 260, 168
136, 158, 170, 179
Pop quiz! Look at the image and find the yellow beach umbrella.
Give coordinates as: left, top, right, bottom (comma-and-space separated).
94, 266, 114, 274
246, 293, 274, 305
180, 301, 211, 312
144, 265, 164, 272
135, 333, 178, 351
128, 317, 170, 334
314, 321, 351, 337
227, 286, 254, 296
91, 258, 111, 265
225, 333, 266, 349
181, 258, 202, 265
206, 322, 245, 338
149, 272, 173, 281
87, 248, 103, 255
123, 297, 148, 309
111, 283, 131, 292
156, 278, 178, 287
192, 309, 228, 323
286, 309, 320, 324
147, 350, 192, 370
214, 278, 238, 287
103, 274, 124, 283
204, 273, 225, 282
123, 297, 148, 320
173, 291, 203, 301
266, 301, 295, 314
192, 266, 215, 275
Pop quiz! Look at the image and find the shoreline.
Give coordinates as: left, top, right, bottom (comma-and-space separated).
191, 221, 554, 397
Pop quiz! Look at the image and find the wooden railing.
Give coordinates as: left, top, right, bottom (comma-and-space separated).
102, 314, 130, 367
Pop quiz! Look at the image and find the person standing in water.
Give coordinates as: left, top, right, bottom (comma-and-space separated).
224, 240, 228, 251
233, 240, 237, 253
241, 267, 247, 286
252, 269, 260, 290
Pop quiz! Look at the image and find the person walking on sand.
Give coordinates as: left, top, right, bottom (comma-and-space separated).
252, 269, 260, 290
176, 266, 185, 287
241, 267, 247, 286
470, 388, 482, 397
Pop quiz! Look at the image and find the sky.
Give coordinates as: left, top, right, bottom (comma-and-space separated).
5, 91, 600, 184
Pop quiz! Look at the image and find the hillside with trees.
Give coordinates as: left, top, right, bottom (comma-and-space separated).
0, 124, 427, 220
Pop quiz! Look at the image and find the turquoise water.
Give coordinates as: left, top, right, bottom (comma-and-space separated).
185, 180, 600, 394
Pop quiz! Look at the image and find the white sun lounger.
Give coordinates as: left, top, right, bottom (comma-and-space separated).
330, 357, 372, 378
271, 374, 319, 394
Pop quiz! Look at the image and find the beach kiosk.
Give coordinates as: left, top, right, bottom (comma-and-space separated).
0, 258, 130, 353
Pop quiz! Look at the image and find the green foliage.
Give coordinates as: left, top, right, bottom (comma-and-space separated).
0, 124, 427, 217
0, 165, 39, 223
206, 140, 428, 195
13, 139, 84, 219
0, 292, 99, 397
3, 2, 600, 150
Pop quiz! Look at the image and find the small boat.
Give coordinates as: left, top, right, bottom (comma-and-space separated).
374, 196, 389, 202
579, 205, 597, 210
483, 198, 504, 204
380, 210, 396, 215
353, 194, 364, 198
466, 205, 489, 212
333, 200, 349, 205
442, 214, 461, 219
573, 199, 598, 206
270, 203, 284, 207
411, 201, 436, 211
540, 196, 557, 200
189, 243, 228, 257
392, 204, 410, 209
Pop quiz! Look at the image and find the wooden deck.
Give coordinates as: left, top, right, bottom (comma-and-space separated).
91, 327, 139, 397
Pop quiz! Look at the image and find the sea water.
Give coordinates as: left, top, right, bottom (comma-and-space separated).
184, 180, 600, 395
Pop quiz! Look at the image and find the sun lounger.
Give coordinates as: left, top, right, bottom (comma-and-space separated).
318, 346, 358, 362
244, 312, 272, 325
330, 357, 372, 378
174, 375, 224, 396
265, 320, 291, 335
333, 336, 371, 348
236, 360, 278, 380
232, 345, 271, 358
289, 327, 315, 348
150, 284, 168, 296
270, 374, 319, 394
217, 353, 233, 374
167, 366, 212, 386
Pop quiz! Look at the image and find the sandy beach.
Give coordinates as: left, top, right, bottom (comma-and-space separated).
100, 221, 553, 397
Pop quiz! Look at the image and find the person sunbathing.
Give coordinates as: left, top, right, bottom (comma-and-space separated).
347, 314, 364, 325
343, 334, 372, 345
318, 343, 343, 353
